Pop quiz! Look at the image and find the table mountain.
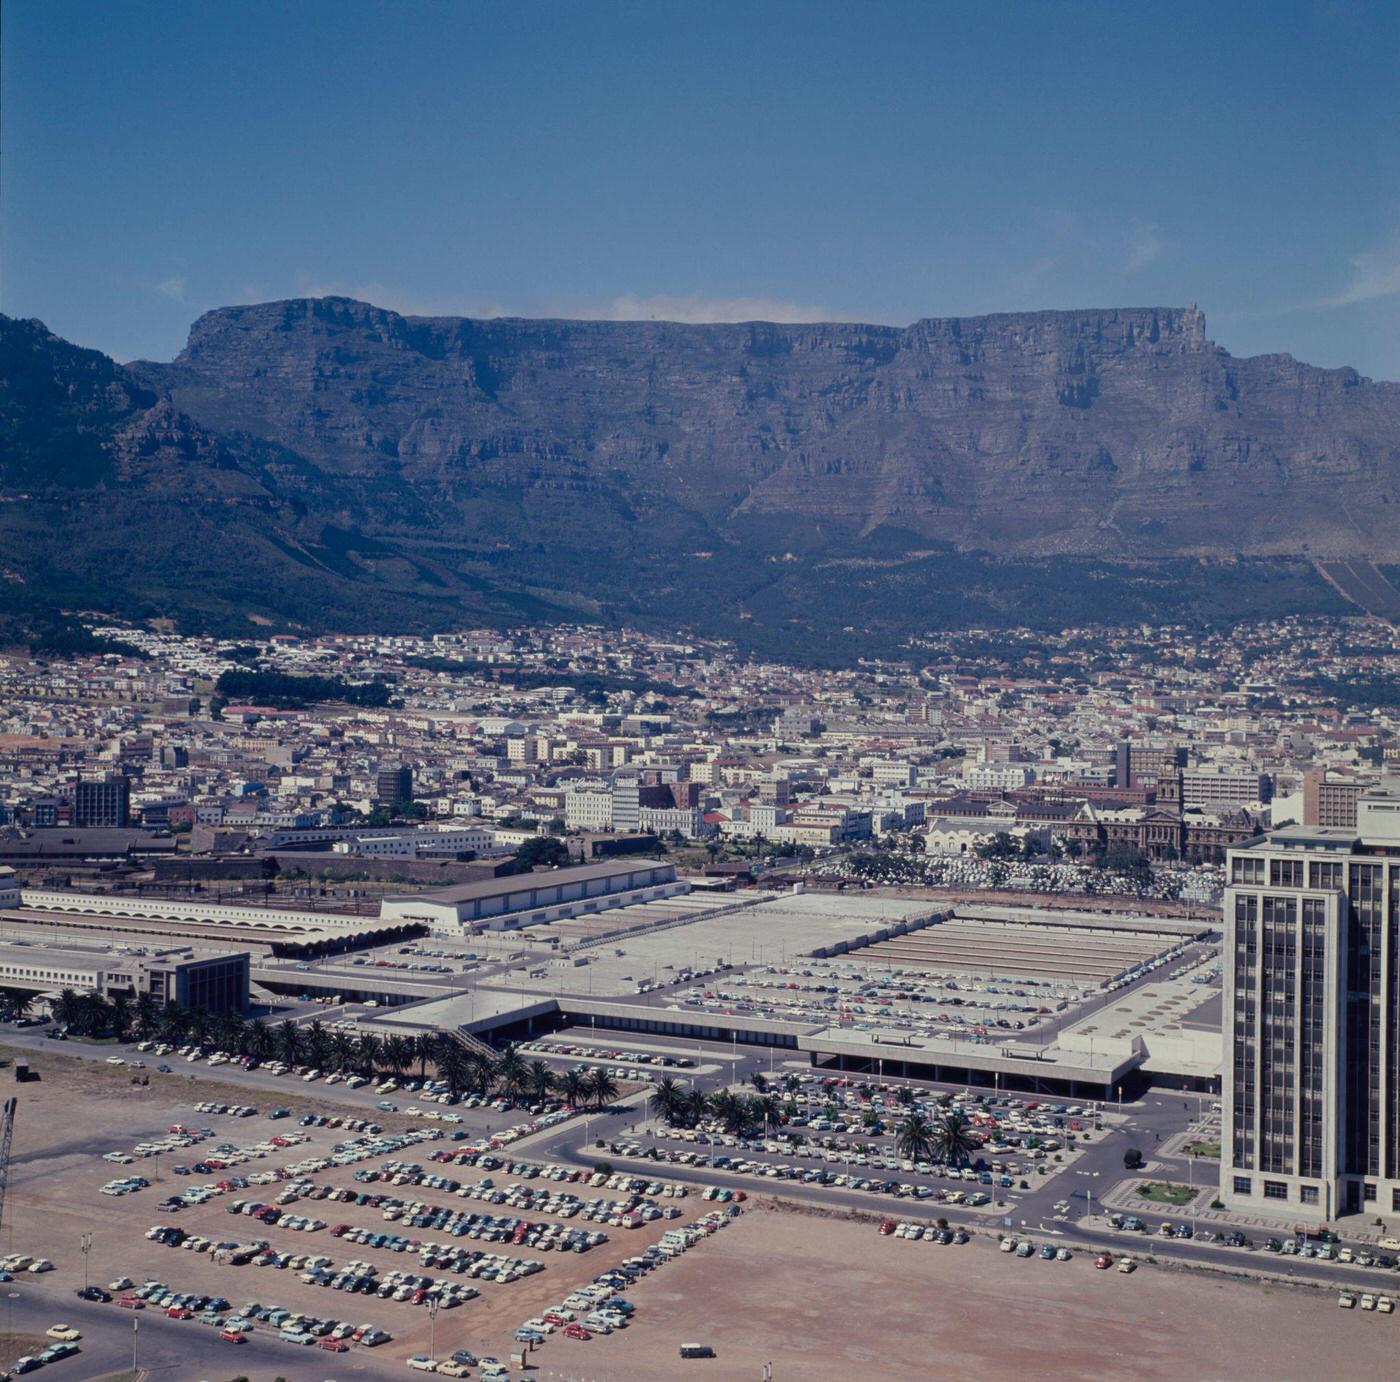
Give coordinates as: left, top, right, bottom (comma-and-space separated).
5, 298, 1398, 655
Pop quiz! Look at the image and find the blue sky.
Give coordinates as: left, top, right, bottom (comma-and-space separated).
4, 0, 1398, 376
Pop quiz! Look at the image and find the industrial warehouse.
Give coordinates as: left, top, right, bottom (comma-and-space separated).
0, 860, 1219, 1098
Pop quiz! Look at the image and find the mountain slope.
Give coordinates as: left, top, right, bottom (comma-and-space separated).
134, 297, 1400, 562
4, 299, 1391, 656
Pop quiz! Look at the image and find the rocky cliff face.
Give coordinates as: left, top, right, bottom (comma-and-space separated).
4, 300, 1395, 653
135, 297, 1400, 561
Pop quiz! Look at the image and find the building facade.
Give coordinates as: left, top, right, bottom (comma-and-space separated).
1222, 786, 1400, 1222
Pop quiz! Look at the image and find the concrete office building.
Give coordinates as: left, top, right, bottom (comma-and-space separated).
1222, 784, 1400, 1222
1302, 770, 1368, 830
376, 764, 414, 806
74, 775, 130, 828
0, 942, 249, 1013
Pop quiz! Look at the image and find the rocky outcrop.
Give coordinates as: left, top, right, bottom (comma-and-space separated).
134, 297, 1400, 561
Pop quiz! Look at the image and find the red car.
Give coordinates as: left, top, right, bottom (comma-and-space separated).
165, 1305, 193, 1319
563, 1324, 592, 1341
318, 1337, 348, 1352
878, 1219, 896, 1235
118, 1296, 144, 1310
220, 1328, 245, 1344
1094, 1253, 1113, 1270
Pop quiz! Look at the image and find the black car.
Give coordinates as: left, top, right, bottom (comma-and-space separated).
76, 1285, 111, 1302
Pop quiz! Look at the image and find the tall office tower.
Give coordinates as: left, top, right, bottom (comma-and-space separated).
376, 763, 414, 806
73, 774, 130, 828
1222, 784, 1400, 1222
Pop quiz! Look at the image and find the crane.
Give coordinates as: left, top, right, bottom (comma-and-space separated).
0, 1097, 16, 1236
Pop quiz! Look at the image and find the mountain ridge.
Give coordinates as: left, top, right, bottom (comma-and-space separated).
5, 298, 1396, 657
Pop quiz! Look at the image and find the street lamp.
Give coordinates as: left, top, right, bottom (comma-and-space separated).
80, 1233, 92, 1293
427, 1296, 439, 1362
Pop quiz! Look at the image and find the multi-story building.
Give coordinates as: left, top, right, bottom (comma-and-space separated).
73, 774, 130, 828
1222, 784, 1400, 1223
376, 763, 414, 806
1302, 770, 1368, 830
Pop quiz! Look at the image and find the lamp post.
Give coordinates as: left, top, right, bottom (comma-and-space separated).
428, 1296, 439, 1362
80, 1233, 92, 1293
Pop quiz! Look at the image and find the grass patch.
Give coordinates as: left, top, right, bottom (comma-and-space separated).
1136, 1180, 1197, 1206
1182, 1139, 1221, 1158
0, 1334, 50, 1370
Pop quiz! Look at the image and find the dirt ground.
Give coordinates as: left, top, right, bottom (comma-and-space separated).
578, 1202, 1397, 1381
0, 1047, 718, 1367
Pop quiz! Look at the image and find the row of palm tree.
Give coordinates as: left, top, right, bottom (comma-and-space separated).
651, 1078, 783, 1137
652, 1075, 980, 1167
38, 988, 620, 1111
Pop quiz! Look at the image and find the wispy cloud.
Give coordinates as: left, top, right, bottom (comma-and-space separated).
1124, 220, 1164, 274
155, 276, 187, 301
1322, 232, 1400, 307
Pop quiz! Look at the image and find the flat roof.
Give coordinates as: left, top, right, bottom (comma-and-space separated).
387, 858, 672, 905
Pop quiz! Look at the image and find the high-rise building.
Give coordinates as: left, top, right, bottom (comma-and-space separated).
73, 774, 130, 828
1302, 769, 1367, 830
376, 764, 413, 806
1222, 784, 1400, 1222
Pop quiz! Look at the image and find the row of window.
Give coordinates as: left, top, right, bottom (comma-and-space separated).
1232, 1176, 1319, 1205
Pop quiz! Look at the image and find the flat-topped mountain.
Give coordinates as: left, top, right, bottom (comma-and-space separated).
4, 299, 1397, 655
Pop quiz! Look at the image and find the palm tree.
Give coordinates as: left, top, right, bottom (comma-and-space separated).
276, 1019, 305, 1068
586, 1067, 619, 1111
134, 991, 160, 1041
680, 1088, 710, 1129
754, 1094, 781, 1137
304, 1020, 332, 1071
782, 1073, 801, 1095
51, 988, 85, 1034
496, 1045, 528, 1102
160, 1002, 190, 1045
187, 1006, 214, 1047
469, 1051, 498, 1097
749, 1072, 769, 1094
929, 1110, 979, 1168
382, 1035, 413, 1082
244, 1018, 274, 1064
414, 1033, 439, 1082
651, 1076, 686, 1126
81, 992, 112, 1037
710, 1089, 748, 1136
438, 1042, 471, 1098
525, 1060, 554, 1106
895, 1111, 935, 1164
107, 991, 133, 1042
330, 1032, 357, 1074
355, 1032, 382, 1078
557, 1068, 589, 1110
215, 1009, 246, 1056
0, 993, 33, 1023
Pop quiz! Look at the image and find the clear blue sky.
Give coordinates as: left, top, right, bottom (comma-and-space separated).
5, 0, 1398, 376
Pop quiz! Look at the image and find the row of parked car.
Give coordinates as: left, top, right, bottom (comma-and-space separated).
523, 1039, 695, 1069
877, 1219, 971, 1244
92, 1276, 393, 1350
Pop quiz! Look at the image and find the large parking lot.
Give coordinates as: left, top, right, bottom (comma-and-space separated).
0, 1047, 741, 1378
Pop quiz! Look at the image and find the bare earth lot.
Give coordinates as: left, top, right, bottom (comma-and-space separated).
0, 1049, 1394, 1381
581, 1204, 1395, 1382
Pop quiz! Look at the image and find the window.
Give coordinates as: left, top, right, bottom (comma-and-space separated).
1364, 1183, 1377, 1203
1299, 1186, 1318, 1205
1263, 1181, 1288, 1201
1233, 1176, 1252, 1195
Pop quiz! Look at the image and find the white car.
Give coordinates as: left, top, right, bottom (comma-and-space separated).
407, 1356, 440, 1372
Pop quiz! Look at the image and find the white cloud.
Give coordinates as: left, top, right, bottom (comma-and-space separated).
599, 292, 839, 324
1323, 232, 1400, 307
1124, 221, 1164, 274
155, 276, 187, 301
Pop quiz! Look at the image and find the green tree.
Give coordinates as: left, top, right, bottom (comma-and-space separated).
586, 1067, 619, 1111
513, 836, 570, 871
896, 1112, 936, 1163
929, 1110, 979, 1168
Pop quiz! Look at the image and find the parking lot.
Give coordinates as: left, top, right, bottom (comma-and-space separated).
0, 1046, 745, 1378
